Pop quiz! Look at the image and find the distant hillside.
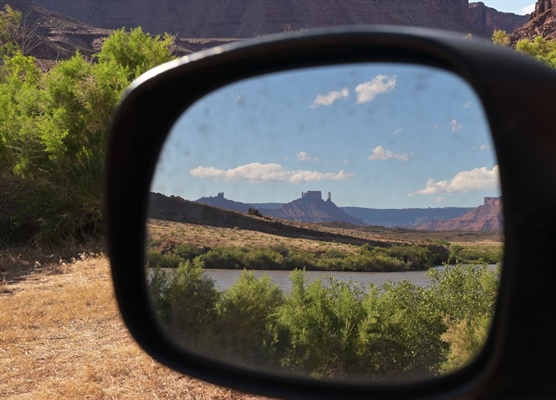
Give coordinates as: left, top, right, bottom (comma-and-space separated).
2, 0, 533, 67
417, 197, 503, 231
197, 191, 363, 225
0, 0, 237, 64
28, 0, 526, 40
341, 206, 474, 228
149, 192, 385, 247
196, 192, 251, 213
193, 191, 496, 230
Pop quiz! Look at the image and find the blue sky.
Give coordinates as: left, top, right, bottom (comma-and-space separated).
480, 1, 535, 14
151, 63, 500, 209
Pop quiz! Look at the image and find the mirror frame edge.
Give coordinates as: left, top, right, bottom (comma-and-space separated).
105, 26, 556, 399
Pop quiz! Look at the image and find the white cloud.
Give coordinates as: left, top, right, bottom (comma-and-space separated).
451, 119, 463, 133
393, 128, 403, 135
522, 4, 535, 14
296, 151, 318, 162
369, 145, 412, 162
190, 163, 354, 184
479, 145, 490, 151
355, 75, 396, 104
412, 165, 499, 196
311, 87, 349, 108
463, 101, 472, 108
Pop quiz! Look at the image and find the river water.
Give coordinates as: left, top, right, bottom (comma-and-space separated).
204, 268, 439, 291
204, 265, 499, 291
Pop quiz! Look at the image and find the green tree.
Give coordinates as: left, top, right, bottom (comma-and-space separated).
492, 30, 510, 46
427, 264, 498, 372
516, 35, 556, 68
274, 271, 367, 378
215, 271, 284, 366
0, 5, 21, 59
95, 27, 175, 81
358, 281, 447, 380
0, 24, 177, 245
149, 258, 221, 345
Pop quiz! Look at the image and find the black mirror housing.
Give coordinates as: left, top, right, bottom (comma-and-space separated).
105, 26, 556, 399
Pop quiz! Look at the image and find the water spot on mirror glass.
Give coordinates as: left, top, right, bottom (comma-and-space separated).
146, 63, 503, 383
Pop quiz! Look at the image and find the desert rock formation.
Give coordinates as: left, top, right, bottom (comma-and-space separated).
510, 0, 556, 44
417, 197, 503, 231
469, 2, 528, 37
28, 0, 526, 39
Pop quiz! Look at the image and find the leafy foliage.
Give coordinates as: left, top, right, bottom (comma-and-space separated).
491, 30, 510, 46
147, 262, 499, 380
149, 258, 220, 345
148, 243, 439, 273
0, 5, 21, 59
1, 25, 176, 245
491, 30, 556, 69
516, 36, 556, 68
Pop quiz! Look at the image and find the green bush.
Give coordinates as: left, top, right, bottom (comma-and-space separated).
148, 258, 220, 346
147, 263, 499, 380
273, 271, 367, 377
162, 243, 437, 273
146, 250, 182, 269
0, 23, 176, 245
214, 271, 284, 367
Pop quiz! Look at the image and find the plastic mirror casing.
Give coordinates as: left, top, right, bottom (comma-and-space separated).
105, 26, 556, 399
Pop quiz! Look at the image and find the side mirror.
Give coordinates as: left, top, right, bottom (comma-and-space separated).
105, 27, 556, 399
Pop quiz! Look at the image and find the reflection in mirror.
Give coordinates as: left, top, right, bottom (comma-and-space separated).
146, 63, 503, 382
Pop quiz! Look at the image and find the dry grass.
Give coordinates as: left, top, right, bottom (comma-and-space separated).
148, 219, 360, 256
0, 251, 271, 399
148, 219, 502, 253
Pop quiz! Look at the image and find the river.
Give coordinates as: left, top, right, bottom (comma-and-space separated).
203, 266, 469, 292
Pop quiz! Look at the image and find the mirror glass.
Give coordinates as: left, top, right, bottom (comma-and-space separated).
146, 63, 503, 382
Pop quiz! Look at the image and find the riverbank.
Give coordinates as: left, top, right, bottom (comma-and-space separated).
147, 219, 502, 273
0, 250, 270, 399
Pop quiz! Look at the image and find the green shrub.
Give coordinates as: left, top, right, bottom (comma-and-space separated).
173, 243, 206, 260
148, 258, 220, 346
273, 271, 367, 378
146, 250, 182, 269
147, 264, 499, 380
214, 271, 284, 367
0, 25, 176, 246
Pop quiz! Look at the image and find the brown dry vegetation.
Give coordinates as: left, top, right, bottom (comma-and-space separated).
0, 249, 270, 400
148, 219, 361, 256
147, 218, 502, 257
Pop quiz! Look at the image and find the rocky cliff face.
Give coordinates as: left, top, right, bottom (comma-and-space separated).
469, 2, 529, 37
0, 0, 110, 62
266, 191, 364, 225
417, 197, 503, 231
0, 0, 236, 64
30, 0, 469, 37
29, 0, 524, 39
510, 0, 556, 44
4, 0, 533, 64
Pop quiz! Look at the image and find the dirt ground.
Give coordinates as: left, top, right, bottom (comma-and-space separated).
0, 249, 271, 400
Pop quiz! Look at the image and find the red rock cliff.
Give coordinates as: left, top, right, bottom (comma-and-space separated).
417, 197, 503, 231
469, 2, 529, 37
510, 0, 556, 44
27, 0, 502, 38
